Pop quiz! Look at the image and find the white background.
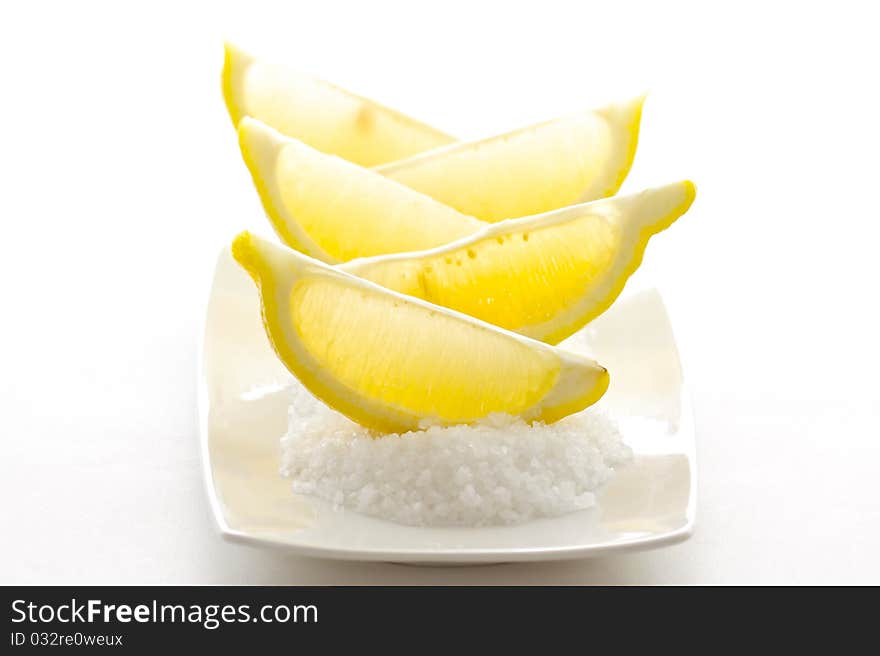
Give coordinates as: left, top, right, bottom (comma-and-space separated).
1, 0, 878, 584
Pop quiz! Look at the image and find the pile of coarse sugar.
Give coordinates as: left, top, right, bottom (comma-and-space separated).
279, 383, 631, 527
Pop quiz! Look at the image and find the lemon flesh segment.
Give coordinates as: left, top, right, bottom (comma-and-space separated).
344, 181, 696, 345
222, 43, 455, 167
231, 232, 609, 433
375, 97, 644, 222
238, 118, 484, 263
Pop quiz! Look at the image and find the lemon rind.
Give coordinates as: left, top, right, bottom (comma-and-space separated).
221, 42, 253, 127
577, 95, 646, 202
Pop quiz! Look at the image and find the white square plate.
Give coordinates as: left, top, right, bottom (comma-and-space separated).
198, 248, 696, 563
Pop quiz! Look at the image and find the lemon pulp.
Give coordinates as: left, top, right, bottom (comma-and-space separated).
238, 118, 483, 262
223, 43, 454, 166
344, 181, 696, 343
232, 232, 609, 432
376, 97, 644, 222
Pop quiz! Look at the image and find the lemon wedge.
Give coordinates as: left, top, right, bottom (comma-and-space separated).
222, 43, 455, 166
231, 232, 609, 433
375, 96, 645, 221
237, 117, 483, 262
343, 181, 696, 344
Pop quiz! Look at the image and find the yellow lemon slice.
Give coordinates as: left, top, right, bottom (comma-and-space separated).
343, 181, 695, 344
237, 117, 483, 262
222, 43, 455, 166
231, 232, 609, 433
375, 96, 645, 221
